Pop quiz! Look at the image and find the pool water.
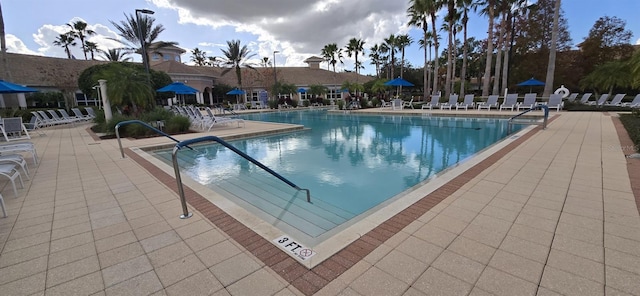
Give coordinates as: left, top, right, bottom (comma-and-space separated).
151, 110, 520, 239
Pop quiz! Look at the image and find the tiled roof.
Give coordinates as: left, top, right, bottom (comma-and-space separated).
3, 53, 105, 88
151, 60, 213, 77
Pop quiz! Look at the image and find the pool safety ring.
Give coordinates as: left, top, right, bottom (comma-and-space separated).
554, 85, 570, 98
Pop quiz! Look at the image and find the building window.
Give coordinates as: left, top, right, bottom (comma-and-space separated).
174, 56, 180, 62
151, 53, 160, 61
163, 54, 171, 61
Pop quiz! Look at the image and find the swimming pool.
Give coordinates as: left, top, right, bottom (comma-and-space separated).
150, 110, 521, 244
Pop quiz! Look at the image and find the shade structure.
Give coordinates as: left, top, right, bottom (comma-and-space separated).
384, 77, 415, 87
0, 80, 38, 93
226, 88, 246, 95
517, 78, 545, 87
297, 88, 307, 93
156, 82, 198, 95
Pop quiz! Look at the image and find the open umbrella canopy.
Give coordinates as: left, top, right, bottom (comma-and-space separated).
226, 88, 246, 95
384, 77, 415, 87
0, 80, 38, 93
297, 88, 307, 93
517, 78, 545, 87
156, 82, 198, 94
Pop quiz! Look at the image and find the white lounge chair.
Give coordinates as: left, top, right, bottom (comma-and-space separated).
500, 94, 518, 111
0, 163, 24, 197
85, 107, 97, 119
456, 94, 475, 110
71, 108, 93, 121
567, 93, 579, 102
0, 154, 29, 180
621, 94, 640, 108
421, 95, 440, 110
380, 100, 391, 108
477, 95, 499, 111
1, 117, 30, 142
403, 99, 414, 109
517, 93, 537, 111
0, 142, 38, 164
23, 116, 45, 136
588, 94, 609, 106
547, 94, 564, 111
439, 94, 459, 110
204, 108, 244, 131
604, 94, 626, 106
578, 93, 593, 104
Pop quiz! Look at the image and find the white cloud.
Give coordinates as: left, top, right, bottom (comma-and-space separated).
5, 34, 41, 56
636, 38, 640, 45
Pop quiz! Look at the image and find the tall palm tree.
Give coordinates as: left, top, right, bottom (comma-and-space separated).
418, 32, 435, 97
53, 32, 76, 59
110, 13, 177, 68
419, 0, 443, 95
260, 57, 271, 67
321, 44, 333, 71
383, 34, 398, 79
479, 0, 497, 97
369, 44, 384, 78
220, 39, 255, 89
67, 20, 95, 60
407, 2, 431, 97
543, 0, 561, 96
190, 48, 209, 66
84, 41, 98, 60
99, 48, 131, 61
345, 38, 365, 74
458, 0, 474, 96
321, 43, 342, 72
396, 34, 413, 79
444, 0, 458, 97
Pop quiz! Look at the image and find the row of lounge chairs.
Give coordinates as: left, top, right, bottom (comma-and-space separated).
417, 94, 565, 111
30, 108, 96, 128
0, 141, 37, 217
568, 93, 640, 107
173, 106, 245, 131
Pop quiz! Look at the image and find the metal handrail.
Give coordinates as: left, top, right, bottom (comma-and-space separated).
173, 136, 311, 219
507, 104, 549, 132
115, 120, 193, 159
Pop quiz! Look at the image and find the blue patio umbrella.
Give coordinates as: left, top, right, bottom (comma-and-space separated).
0, 80, 39, 93
517, 77, 545, 93
226, 88, 246, 95
384, 77, 415, 87
297, 88, 307, 93
156, 82, 198, 94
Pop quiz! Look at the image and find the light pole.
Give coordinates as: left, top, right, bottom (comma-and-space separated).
273, 50, 279, 94
136, 9, 154, 82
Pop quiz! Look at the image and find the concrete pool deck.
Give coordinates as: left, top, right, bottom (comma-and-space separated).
0, 110, 639, 295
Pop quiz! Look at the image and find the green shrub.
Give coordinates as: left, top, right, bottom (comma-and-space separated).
337, 100, 345, 110
620, 112, 640, 153
165, 115, 191, 133
371, 97, 380, 107
303, 100, 310, 107
563, 101, 633, 112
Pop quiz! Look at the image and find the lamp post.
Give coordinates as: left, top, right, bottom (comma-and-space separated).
273, 50, 279, 94
135, 9, 154, 82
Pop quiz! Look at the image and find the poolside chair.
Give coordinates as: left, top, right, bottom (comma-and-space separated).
421, 95, 440, 110
477, 95, 499, 111
37, 111, 61, 126
0, 163, 24, 197
567, 93, 579, 102
58, 109, 83, 123
621, 94, 640, 108
1, 117, 30, 142
23, 116, 44, 136
204, 108, 244, 131
578, 93, 593, 104
380, 99, 391, 108
402, 99, 414, 109
517, 93, 537, 111
547, 94, 564, 111
0, 193, 6, 217
588, 94, 610, 106
0, 154, 29, 180
0, 142, 38, 164
85, 107, 97, 119
71, 108, 93, 121
439, 94, 459, 110
456, 94, 475, 110
391, 99, 404, 110
500, 94, 518, 111
47, 110, 73, 125
604, 94, 626, 106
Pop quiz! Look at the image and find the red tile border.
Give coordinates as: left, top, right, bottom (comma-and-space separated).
125, 116, 558, 295
610, 116, 640, 215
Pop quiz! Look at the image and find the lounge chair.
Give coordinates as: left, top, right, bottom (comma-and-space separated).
0, 163, 24, 197
477, 95, 499, 111
37, 111, 62, 126
391, 99, 404, 110
47, 110, 73, 125
85, 107, 97, 119
567, 93, 579, 102
439, 94, 459, 110
380, 100, 391, 108
23, 116, 45, 136
621, 94, 640, 108
517, 93, 537, 111
204, 108, 244, 131
578, 93, 593, 104
1, 117, 30, 142
604, 94, 626, 106
71, 108, 93, 121
547, 93, 564, 111
402, 99, 414, 109
0, 142, 38, 164
0, 154, 29, 180
421, 95, 440, 110
58, 109, 83, 123
500, 94, 518, 111
588, 94, 610, 106
0, 193, 5, 217
456, 94, 474, 110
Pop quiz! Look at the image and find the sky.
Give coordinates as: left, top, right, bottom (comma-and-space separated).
3, 0, 640, 76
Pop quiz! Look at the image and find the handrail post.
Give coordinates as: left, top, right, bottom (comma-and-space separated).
172, 146, 193, 219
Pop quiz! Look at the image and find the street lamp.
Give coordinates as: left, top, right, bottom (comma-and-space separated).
135, 9, 155, 82
273, 50, 279, 93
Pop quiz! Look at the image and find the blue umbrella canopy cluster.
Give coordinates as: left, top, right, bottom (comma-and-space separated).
0, 80, 39, 93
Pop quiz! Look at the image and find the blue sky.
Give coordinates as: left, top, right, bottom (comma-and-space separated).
4, 0, 639, 76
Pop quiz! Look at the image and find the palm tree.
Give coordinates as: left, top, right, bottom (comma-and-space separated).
396, 34, 413, 79
84, 41, 98, 60
543, 0, 561, 97
110, 13, 177, 68
369, 44, 384, 78
99, 48, 131, 61
407, 2, 431, 97
479, 0, 497, 97
67, 20, 95, 60
458, 0, 474, 96
418, 32, 435, 97
220, 40, 256, 89
321, 44, 333, 71
260, 57, 271, 67
383, 34, 398, 79
101, 63, 155, 110
190, 48, 209, 66
321, 43, 342, 72
0, 2, 11, 80
53, 32, 76, 59
410, 0, 443, 95
345, 38, 365, 74
444, 0, 458, 97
